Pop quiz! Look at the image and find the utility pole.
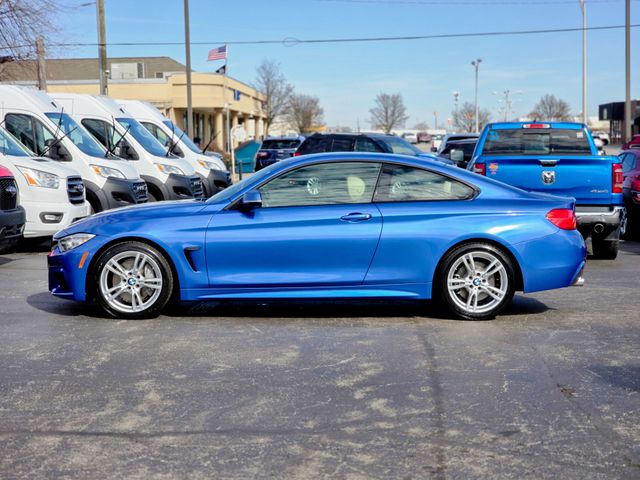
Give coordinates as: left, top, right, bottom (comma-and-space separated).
625, 0, 632, 142
96, 0, 108, 95
471, 59, 482, 132
183, 0, 194, 138
35, 36, 47, 91
453, 91, 460, 112
579, 0, 587, 125
433, 111, 439, 130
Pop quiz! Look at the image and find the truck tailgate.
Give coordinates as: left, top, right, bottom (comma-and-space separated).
482, 155, 613, 204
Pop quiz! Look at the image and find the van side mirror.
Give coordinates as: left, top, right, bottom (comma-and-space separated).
450, 149, 465, 165
44, 141, 72, 162
169, 143, 184, 157
118, 139, 139, 160
239, 190, 262, 210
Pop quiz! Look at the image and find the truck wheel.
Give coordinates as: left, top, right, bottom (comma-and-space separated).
438, 243, 515, 320
93, 241, 174, 319
592, 239, 618, 260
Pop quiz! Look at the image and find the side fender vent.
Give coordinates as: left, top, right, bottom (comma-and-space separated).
183, 246, 201, 272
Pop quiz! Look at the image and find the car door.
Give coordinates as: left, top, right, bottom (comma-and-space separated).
365, 163, 477, 286
206, 161, 383, 288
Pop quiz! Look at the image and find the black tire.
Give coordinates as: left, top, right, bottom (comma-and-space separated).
147, 190, 160, 202
0, 238, 20, 254
438, 242, 516, 321
93, 241, 174, 319
592, 239, 618, 260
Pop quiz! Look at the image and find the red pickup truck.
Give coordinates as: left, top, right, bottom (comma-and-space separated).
0, 165, 26, 253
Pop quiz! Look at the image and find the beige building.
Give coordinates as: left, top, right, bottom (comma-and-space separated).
0, 56, 267, 151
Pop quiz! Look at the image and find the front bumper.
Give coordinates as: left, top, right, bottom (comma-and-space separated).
90, 177, 148, 211
0, 207, 26, 241
23, 200, 90, 238
164, 174, 205, 200
199, 170, 231, 197
575, 205, 624, 240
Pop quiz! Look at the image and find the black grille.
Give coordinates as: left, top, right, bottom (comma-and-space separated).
131, 181, 148, 203
190, 177, 205, 199
0, 178, 18, 211
66, 176, 85, 205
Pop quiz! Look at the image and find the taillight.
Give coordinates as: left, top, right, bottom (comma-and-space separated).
293, 152, 301, 157
257, 152, 268, 158
546, 209, 577, 230
631, 177, 640, 203
473, 163, 486, 175
522, 123, 550, 129
612, 163, 623, 194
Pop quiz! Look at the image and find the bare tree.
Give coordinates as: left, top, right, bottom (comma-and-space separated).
286, 93, 324, 134
369, 93, 409, 133
254, 59, 293, 136
413, 121, 429, 130
530, 94, 572, 121
452, 102, 491, 132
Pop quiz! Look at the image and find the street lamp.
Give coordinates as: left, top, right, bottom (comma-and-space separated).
471, 59, 482, 132
453, 91, 460, 112
579, 0, 587, 125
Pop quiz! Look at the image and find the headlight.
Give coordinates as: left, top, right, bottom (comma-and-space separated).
17, 167, 60, 189
198, 160, 223, 171
155, 163, 185, 175
56, 233, 95, 252
90, 165, 126, 179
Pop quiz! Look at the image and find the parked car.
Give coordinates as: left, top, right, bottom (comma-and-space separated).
0, 86, 146, 214
401, 132, 418, 144
254, 136, 305, 171
0, 165, 26, 253
592, 130, 610, 145
434, 133, 480, 154
467, 122, 624, 259
438, 138, 478, 168
619, 149, 640, 238
0, 125, 89, 239
295, 133, 453, 165
417, 132, 432, 143
49, 152, 586, 321
622, 134, 640, 150
119, 100, 231, 196
430, 134, 444, 152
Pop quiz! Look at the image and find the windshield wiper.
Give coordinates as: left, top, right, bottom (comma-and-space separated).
41, 126, 77, 158
201, 131, 220, 155
105, 123, 131, 157
167, 130, 186, 157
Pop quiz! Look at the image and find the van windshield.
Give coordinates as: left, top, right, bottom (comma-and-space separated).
162, 120, 201, 154
118, 117, 168, 157
0, 127, 31, 157
45, 112, 107, 158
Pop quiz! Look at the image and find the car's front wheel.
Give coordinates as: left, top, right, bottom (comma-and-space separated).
94, 241, 174, 319
439, 243, 515, 320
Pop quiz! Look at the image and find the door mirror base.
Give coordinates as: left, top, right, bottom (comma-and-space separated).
239, 190, 262, 210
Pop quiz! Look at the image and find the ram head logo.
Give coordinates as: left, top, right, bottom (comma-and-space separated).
542, 171, 556, 185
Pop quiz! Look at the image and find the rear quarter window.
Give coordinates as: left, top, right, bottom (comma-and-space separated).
483, 128, 592, 156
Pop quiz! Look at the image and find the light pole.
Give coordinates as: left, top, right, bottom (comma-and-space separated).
183, 0, 194, 138
579, 0, 587, 125
96, 0, 107, 95
625, 0, 631, 142
471, 59, 482, 132
453, 91, 460, 112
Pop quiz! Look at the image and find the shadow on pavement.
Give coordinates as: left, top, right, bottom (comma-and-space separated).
588, 365, 640, 392
0, 256, 13, 267
26, 292, 111, 319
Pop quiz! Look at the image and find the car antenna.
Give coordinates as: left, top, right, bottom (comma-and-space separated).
201, 131, 220, 155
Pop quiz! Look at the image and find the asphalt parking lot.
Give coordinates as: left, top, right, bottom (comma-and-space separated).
1, 240, 639, 479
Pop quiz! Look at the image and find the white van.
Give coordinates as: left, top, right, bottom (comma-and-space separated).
51, 93, 204, 202
0, 126, 89, 238
0, 86, 147, 213
118, 100, 231, 196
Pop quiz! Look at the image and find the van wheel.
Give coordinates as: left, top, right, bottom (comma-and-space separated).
592, 239, 618, 260
147, 191, 160, 202
438, 243, 515, 320
94, 241, 174, 319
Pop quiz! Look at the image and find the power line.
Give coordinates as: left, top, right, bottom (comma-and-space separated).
1, 23, 638, 51
317, 0, 636, 5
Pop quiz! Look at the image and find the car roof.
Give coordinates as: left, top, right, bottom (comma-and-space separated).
488, 122, 586, 130
308, 132, 396, 138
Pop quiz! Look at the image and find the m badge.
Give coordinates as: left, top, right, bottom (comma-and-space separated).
542, 171, 556, 185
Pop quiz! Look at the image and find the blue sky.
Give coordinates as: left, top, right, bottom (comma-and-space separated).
56, 0, 639, 129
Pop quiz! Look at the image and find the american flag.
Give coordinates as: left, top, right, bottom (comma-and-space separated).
207, 45, 227, 61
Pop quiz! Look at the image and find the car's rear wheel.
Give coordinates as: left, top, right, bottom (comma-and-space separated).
94, 241, 174, 319
591, 238, 618, 260
439, 243, 515, 320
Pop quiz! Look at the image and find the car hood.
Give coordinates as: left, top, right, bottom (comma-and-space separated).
54, 199, 221, 239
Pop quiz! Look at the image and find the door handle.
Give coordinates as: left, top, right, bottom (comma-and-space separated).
340, 212, 372, 222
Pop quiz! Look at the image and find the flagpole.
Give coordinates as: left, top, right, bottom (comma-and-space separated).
223, 47, 235, 182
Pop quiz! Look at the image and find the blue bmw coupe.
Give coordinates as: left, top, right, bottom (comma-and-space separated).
48, 153, 586, 320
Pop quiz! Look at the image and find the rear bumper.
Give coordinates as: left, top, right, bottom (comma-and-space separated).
0, 207, 26, 241
576, 205, 624, 240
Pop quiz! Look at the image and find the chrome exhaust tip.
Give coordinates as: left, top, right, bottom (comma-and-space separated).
594, 223, 605, 234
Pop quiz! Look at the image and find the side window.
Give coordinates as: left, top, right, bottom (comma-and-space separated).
330, 136, 355, 152
82, 118, 121, 151
5, 114, 55, 155
142, 122, 171, 147
258, 161, 381, 208
374, 163, 475, 202
355, 138, 383, 153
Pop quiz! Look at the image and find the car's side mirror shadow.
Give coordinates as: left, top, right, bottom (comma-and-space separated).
239, 190, 262, 210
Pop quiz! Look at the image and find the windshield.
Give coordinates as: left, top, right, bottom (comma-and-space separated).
376, 136, 423, 156
261, 139, 301, 150
45, 112, 107, 158
0, 127, 31, 157
162, 120, 201, 154
118, 117, 168, 156
483, 128, 592, 155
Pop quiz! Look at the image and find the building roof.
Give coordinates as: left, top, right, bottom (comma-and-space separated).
0, 56, 187, 82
